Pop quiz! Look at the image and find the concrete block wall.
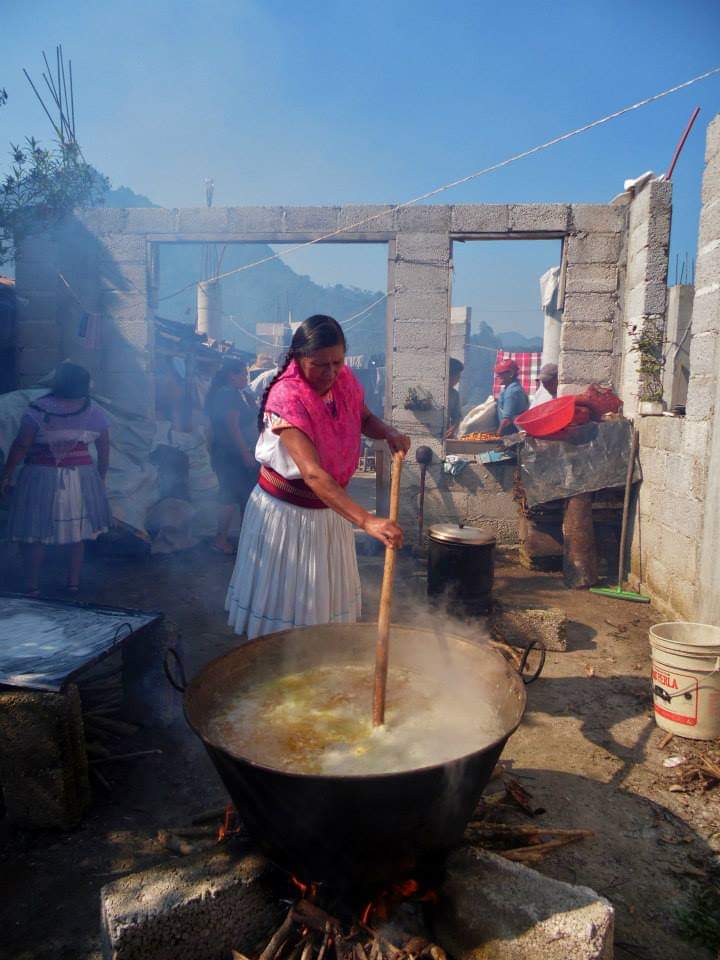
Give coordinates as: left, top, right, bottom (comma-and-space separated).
618, 179, 673, 416
13, 200, 636, 544
629, 114, 720, 623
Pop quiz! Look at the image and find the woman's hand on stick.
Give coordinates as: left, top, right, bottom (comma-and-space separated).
386, 429, 410, 457
364, 516, 403, 549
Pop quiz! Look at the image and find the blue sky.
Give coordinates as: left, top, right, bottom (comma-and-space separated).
3, 0, 719, 335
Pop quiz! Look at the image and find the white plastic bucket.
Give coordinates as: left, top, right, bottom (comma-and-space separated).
649, 622, 720, 740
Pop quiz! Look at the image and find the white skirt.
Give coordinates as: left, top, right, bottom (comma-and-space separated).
225, 486, 362, 640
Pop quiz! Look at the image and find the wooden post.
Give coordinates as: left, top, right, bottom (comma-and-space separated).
372, 452, 403, 726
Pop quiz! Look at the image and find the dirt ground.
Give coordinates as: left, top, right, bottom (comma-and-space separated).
1, 519, 719, 959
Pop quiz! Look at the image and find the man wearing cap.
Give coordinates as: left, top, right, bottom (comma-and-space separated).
530, 363, 559, 408
495, 359, 529, 435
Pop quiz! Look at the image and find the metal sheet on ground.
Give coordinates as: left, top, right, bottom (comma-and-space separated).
0, 596, 159, 692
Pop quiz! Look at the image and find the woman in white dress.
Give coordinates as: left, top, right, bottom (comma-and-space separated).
226, 315, 410, 640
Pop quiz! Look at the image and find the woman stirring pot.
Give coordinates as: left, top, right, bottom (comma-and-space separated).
226, 315, 410, 639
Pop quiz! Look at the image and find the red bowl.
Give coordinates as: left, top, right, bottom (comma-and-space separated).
515, 396, 577, 437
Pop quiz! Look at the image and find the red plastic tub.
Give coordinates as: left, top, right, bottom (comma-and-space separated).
515, 397, 578, 437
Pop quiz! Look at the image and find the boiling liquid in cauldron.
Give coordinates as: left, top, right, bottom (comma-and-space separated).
208, 664, 506, 775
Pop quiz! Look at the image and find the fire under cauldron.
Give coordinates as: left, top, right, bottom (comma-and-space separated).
166, 624, 543, 891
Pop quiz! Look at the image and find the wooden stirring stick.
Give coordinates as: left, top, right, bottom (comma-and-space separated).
372, 451, 404, 726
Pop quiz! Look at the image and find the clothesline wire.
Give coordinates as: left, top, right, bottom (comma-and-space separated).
156, 65, 720, 305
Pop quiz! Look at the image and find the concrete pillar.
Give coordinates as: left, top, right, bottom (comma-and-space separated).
385, 231, 452, 539
696, 114, 720, 624
663, 284, 694, 410
557, 211, 625, 395
618, 179, 673, 416
197, 279, 223, 341
449, 306, 470, 364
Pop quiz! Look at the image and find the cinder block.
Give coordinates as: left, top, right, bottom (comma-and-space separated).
74, 208, 129, 234
570, 204, 626, 233
638, 449, 667, 488
226, 206, 286, 233
654, 416, 684, 452
394, 319, 448, 352
689, 331, 719, 378
682, 420, 710, 459
283, 206, 341, 233
690, 284, 720, 334
16, 321, 62, 350
176, 208, 230, 234
564, 263, 618, 295
689, 457, 708, 503
393, 352, 447, 381
16, 292, 60, 326
561, 322, 614, 353
110, 320, 152, 351
664, 453, 692, 492
508, 204, 570, 233
565, 232, 621, 264
668, 576, 698, 621
435, 847, 613, 960
397, 205, 451, 232
623, 280, 668, 318
125, 208, 178, 234
99, 262, 148, 296
394, 232, 451, 263
101, 848, 284, 960
698, 197, 720, 247
558, 351, 613, 385
338, 205, 396, 233
701, 151, 720, 206
0, 684, 89, 829
685, 374, 717, 420
450, 204, 509, 233
101, 291, 148, 322
695, 239, 720, 289
393, 287, 449, 322
627, 242, 671, 286
638, 416, 661, 448
16, 347, 60, 381
394, 259, 451, 292
98, 235, 148, 264
489, 604, 568, 651
562, 292, 618, 323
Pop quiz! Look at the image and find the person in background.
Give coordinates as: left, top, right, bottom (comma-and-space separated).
0, 362, 111, 595
205, 359, 258, 555
445, 357, 465, 438
530, 363, 559, 408
246, 353, 278, 399
495, 359, 529, 435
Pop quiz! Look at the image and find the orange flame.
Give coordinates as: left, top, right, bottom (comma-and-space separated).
217, 803, 240, 842
361, 877, 435, 925
291, 874, 319, 901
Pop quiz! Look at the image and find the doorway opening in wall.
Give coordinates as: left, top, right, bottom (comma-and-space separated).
448, 238, 562, 445
154, 240, 389, 516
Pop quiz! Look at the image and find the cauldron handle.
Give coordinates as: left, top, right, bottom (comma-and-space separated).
164, 648, 188, 693
517, 639, 546, 685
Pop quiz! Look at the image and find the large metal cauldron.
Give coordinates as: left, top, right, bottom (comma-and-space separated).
167, 623, 540, 891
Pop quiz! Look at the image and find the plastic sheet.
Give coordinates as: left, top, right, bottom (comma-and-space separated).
519, 418, 636, 508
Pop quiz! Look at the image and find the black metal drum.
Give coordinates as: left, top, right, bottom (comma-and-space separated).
427, 524, 496, 614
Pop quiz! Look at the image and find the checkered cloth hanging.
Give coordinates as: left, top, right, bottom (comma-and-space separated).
492, 350, 542, 397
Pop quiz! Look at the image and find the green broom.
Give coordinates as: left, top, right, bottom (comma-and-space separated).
591, 427, 650, 603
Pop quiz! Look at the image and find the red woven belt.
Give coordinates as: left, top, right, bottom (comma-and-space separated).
258, 466, 328, 509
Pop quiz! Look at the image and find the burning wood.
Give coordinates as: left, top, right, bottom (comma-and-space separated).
241, 900, 447, 960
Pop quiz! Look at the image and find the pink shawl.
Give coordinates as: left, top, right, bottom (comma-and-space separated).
265, 361, 364, 487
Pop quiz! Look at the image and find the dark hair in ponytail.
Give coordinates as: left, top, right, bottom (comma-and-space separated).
257, 314, 346, 432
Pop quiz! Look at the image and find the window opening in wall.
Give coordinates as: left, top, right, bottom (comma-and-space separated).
447, 238, 562, 449
154, 240, 388, 514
